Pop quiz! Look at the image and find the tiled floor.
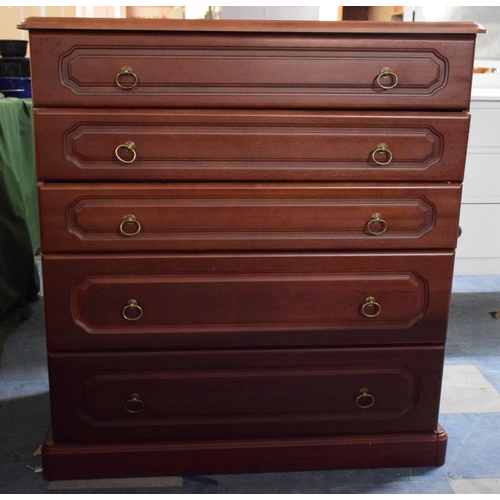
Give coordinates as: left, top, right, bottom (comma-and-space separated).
1, 275, 499, 493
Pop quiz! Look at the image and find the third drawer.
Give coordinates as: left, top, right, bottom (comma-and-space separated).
39, 183, 462, 252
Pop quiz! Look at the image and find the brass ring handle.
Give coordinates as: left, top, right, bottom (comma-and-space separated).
371, 143, 393, 166
356, 388, 375, 409
115, 66, 138, 90
361, 296, 381, 318
366, 213, 387, 235
376, 66, 398, 90
115, 141, 137, 164
122, 299, 143, 321
120, 214, 141, 237
125, 393, 145, 414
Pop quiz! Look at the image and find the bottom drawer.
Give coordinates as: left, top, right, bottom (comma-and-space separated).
48, 346, 444, 443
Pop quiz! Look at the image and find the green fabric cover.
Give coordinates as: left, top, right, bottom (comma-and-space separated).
0, 98, 40, 318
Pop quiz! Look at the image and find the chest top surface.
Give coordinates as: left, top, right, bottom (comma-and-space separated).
18, 17, 486, 35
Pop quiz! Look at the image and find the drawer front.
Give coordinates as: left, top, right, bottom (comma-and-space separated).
34, 109, 470, 182
39, 183, 462, 252
42, 252, 454, 351
29, 32, 475, 110
48, 346, 444, 443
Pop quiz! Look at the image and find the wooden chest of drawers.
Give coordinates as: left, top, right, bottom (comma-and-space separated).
19, 17, 484, 480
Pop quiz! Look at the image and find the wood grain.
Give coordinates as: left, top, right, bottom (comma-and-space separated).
41, 425, 448, 480
41, 252, 454, 351
34, 109, 470, 181
18, 17, 486, 34
38, 182, 462, 252
23, 16, 479, 479
28, 31, 476, 109
47, 346, 444, 443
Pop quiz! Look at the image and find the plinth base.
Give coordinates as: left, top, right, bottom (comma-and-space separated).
42, 425, 447, 481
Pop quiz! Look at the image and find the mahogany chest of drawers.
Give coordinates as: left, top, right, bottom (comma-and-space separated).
19, 17, 484, 480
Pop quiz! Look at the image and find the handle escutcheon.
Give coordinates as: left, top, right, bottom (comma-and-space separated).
366, 213, 387, 235
122, 299, 143, 321
376, 66, 398, 90
120, 214, 141, 237
371, 143, 393, 166
115, 66, 138, 90
356, 388, 375, 409
125, 393, 145, 413
115, 141, 137, 164
361, 296, 381, 318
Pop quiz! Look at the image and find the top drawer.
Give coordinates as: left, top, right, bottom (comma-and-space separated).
28, 31, 476, 110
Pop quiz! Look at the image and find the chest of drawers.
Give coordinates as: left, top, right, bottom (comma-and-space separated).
19, 17, 484, 481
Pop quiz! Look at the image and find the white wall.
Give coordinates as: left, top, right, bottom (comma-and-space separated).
455, 99, 500, 275
221, 7, 320, 21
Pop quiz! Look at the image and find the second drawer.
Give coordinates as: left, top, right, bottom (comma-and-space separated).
34, 109, 470, 182
39, 183, 462, 252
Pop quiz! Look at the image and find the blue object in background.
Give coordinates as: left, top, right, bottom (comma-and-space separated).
0, 77, 32, 98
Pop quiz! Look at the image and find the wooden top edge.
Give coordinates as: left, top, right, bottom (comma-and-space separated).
17, 17, 486, 34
